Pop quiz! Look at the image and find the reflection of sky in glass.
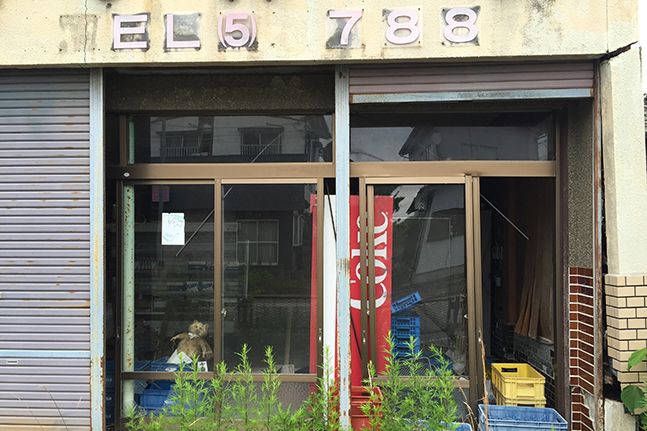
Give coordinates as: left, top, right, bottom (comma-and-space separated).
350, 128, 412, 162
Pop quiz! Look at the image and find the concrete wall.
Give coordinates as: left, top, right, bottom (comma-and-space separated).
0, 0, 638, 67
568, 99, 595, 269
600, 47, 647, 275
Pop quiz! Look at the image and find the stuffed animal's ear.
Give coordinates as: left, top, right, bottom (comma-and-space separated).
204, 323, 209, 331
192, 320, 199, 324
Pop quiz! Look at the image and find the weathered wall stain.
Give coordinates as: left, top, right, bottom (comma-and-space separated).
59, 14, 98, 55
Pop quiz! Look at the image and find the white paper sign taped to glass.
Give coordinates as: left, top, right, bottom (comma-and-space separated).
162, 213, 185, 245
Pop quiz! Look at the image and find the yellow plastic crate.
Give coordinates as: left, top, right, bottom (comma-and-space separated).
491, 363, 545, 400
493, 386, 546, 408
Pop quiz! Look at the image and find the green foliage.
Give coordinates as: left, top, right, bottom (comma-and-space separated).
124, 341, 463, 431
628, 348, 647, 369
230, 344, 259, 431
304, 347, 341, 431
621, 348, 647, 430
360, 332, 460, 431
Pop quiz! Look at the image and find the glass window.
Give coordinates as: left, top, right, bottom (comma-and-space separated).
130, 115, 332, 164
351, 112, 554, 162
222, 184, 316, 372
125, 184, 215, 372
374, 184, 469, 378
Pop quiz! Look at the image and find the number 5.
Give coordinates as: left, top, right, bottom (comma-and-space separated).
328, 10, 363, 46
218, 12, 257, 49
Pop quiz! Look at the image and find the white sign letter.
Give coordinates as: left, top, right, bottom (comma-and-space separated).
165, 14, 201, 49
113, 14, 149, 50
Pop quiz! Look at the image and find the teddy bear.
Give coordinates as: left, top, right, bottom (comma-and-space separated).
169, 320, 213, 361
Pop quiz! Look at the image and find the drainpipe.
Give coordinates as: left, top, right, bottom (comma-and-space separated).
122, 185, 135, 412
335, 64, 351, 430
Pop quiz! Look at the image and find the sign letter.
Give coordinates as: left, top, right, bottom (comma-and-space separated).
113, 14, 150, 50
165, 13, 201, 50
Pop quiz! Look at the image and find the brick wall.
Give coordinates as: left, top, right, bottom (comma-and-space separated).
513, 332, 556, 407
605, 274, 647, 386
570, 267, 595, 431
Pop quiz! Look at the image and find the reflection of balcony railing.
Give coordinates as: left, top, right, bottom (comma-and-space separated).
241, 143, 281, 156
165, 146, 201, 157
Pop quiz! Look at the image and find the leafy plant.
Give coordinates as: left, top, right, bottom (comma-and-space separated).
304, 346, 341, 431
229, 343, 259, 431
361, 332, 460, 431
123, 341, 463, 431
621, 347, 647, 430
125, 347, 308, 431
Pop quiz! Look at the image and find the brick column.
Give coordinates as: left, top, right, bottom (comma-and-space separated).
605, 274, 647, 385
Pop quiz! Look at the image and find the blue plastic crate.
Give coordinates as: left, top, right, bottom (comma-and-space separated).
139, 389, 171, 410
426, 353, 454, 373
478, 405, 567, 431
392, 316, 420, 328
391, 292, 422, 314
393, 343, 421, 358
391, 326, 421, 337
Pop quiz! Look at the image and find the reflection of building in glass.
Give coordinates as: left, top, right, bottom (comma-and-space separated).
146, 115, 332, 163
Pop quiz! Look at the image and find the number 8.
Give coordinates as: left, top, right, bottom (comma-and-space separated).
385, 9, 420, 45
444, 7, 478, 43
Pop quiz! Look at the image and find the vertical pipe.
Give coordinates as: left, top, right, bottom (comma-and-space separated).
89, 68, 105, 431
335, 64, 351, 430
122, 185, 135, 412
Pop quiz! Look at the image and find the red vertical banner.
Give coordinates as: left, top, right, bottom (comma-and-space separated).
372, 196, 394, 377
350, 196, 393, 386
309, 194, 393, 385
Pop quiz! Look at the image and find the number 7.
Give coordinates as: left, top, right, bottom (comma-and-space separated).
328, 10, 362, 46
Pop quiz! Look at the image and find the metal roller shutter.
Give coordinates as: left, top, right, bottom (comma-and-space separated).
0, 69, 91, 431
349, 61, 594, 103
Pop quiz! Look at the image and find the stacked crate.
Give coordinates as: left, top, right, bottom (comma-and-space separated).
391, 316, 421, 358
391, 292, 422, 358
138, 357, 180, 412
490, 363, 546, 407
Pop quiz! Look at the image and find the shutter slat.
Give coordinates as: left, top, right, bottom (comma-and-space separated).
349, 61, 594, 100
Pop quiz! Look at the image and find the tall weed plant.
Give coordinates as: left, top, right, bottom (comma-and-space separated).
361, 333, 459, 431
125, 345, 337, 431
125, 339, 460, 431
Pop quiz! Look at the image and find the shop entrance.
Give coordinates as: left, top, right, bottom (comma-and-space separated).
349, 176, 557, 412
105, 105, 562, 422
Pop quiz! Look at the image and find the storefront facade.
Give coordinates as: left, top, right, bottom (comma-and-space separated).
0, 1, 645, 430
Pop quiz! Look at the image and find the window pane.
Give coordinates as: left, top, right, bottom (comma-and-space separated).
127, 184, 215, 373
375, 184, 469, 378
222, 184, 315, 372
351, 112, 554, 162
258, 220, 279, 241
131, 115, 332, 163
